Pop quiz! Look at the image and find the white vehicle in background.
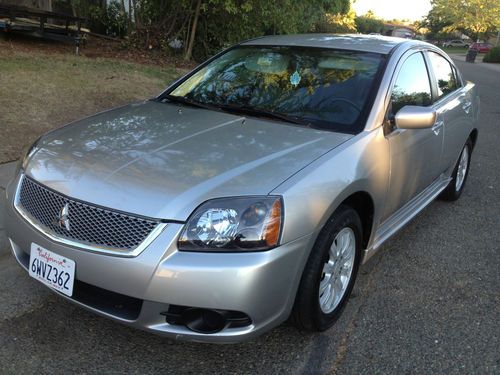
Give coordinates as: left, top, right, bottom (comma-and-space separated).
443, 40, 469, 48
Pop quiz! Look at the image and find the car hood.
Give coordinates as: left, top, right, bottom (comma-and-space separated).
25, 101, 352, 220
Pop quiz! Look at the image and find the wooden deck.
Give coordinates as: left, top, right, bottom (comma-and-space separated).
0, 4, 86, 42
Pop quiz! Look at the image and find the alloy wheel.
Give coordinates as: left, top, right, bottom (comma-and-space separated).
319, 227, 356, 314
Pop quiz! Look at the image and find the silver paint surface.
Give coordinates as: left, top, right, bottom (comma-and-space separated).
395, 106, 437, 129
24, 101, 351, 220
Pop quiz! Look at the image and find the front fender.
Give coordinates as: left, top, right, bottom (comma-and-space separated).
272, 126, 390, 255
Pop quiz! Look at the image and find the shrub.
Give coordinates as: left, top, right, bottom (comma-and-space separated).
483, 46, 500, 63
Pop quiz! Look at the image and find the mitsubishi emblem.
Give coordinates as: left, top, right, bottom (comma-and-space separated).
58, 203, 70, 231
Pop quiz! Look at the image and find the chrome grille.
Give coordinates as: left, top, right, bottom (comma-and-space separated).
17, 176, 160, 252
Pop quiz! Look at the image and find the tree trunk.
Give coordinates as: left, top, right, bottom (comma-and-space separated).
128, 0, 132, 33
71, 1, 77, 17
118, 0, 126, 34
184, 0, 202, 61
120, 0, 126, 16
131, 0, 139, 29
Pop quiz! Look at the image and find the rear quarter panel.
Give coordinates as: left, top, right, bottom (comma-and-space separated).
440, 81, 479, 175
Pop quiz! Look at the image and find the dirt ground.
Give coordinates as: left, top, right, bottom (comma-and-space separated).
0, 32, 196, 69
0, 33, 190, 163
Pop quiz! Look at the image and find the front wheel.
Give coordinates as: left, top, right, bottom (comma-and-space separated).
440, 139, 472, 201
291, 205, 362, 331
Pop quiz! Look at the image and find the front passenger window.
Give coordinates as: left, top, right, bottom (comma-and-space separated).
391, 52, 432, 113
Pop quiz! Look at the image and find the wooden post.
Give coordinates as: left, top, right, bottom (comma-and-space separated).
40, 16, 46, 33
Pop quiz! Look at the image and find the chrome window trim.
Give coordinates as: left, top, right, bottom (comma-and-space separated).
13, 174, 167, 257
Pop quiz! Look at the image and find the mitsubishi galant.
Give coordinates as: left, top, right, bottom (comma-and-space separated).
4, 34, 479, 343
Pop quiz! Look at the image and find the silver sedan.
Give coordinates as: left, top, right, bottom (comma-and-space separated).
4, 34, 479, 343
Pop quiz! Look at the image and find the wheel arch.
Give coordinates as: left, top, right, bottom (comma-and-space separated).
469, 128, 478, 151
340, 191, 375, 250
310, 188, 376, 253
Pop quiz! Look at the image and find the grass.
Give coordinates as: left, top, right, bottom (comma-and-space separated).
0, 48, 186, 163
441, 46, 469, 54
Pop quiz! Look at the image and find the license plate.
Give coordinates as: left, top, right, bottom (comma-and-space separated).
29, 243, 75, 297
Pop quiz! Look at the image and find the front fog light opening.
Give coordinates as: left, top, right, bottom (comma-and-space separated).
162, 305, 252, 334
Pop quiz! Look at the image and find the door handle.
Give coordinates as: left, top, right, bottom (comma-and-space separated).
432, 120, 444, 135
462, 101, 472, 113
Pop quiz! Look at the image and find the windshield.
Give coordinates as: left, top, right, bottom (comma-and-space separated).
168, 46, 385, 133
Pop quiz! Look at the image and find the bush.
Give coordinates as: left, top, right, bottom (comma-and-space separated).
483, 46, 500, 63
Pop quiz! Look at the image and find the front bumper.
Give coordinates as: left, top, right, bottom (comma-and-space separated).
4, 175, 313, 343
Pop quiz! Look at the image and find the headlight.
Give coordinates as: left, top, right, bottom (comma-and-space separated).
178, 196, 282, 252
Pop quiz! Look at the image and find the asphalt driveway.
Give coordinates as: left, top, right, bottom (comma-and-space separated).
0, 58, 498, 374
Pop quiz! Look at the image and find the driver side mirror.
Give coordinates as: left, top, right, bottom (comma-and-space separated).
394, 106, 436, 130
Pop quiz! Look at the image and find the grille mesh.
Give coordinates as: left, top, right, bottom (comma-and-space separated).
18, 176, 159, 251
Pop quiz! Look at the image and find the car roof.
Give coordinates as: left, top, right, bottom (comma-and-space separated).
241, 34, 428, 54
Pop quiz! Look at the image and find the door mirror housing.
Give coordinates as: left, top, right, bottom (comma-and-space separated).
394, 105, 436, 130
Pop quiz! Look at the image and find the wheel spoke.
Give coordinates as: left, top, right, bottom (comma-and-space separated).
325, 279, 337, 309
330, 240, 339, 259
343, 246, 354, 263
335, 236, 342, 257
340, 232, 351, 255
320, 284, 332, 309
320, 275, 332, 294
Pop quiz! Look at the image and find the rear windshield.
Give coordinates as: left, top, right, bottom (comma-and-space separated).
168, 46, 385, 133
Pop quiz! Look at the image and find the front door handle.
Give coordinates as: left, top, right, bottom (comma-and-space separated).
432, 120, 444, 135
462, 101, 472, 113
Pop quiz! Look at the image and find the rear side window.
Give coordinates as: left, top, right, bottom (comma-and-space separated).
428, 52, 458, 99
391, 52, 432, 113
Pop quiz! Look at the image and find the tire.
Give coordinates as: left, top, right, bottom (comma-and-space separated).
440, 139, 472, 201
291, 205, 362, 331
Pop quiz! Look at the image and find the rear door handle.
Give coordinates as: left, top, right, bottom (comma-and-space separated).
432, 120, 444, 135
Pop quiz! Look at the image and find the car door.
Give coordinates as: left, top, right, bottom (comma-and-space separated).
425, 51, 472, 175
381, 51, 444, 221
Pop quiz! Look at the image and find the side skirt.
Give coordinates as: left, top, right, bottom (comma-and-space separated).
362, 174, 451, 264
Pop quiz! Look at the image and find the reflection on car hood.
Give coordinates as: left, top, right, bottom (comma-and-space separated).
26, 101, 352, 220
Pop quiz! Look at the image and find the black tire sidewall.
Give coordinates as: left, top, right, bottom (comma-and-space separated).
292, 205, 363, 331
442, 139, 472, 201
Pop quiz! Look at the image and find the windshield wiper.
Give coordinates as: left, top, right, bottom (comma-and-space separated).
214, 103, 307, 125
161, 95, 216, 111
160, 96, 308, 126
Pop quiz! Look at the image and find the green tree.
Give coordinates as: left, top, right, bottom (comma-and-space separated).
315, 8, 357, 33
355, 12, 385, 34
190, 0, 351, 59
429, 0, 500, 40
419, 7, 455, 41
101, 0, 350, 60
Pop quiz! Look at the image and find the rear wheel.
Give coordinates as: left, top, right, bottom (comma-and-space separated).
440, 139, 472, 201
291, 205, 362, 331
